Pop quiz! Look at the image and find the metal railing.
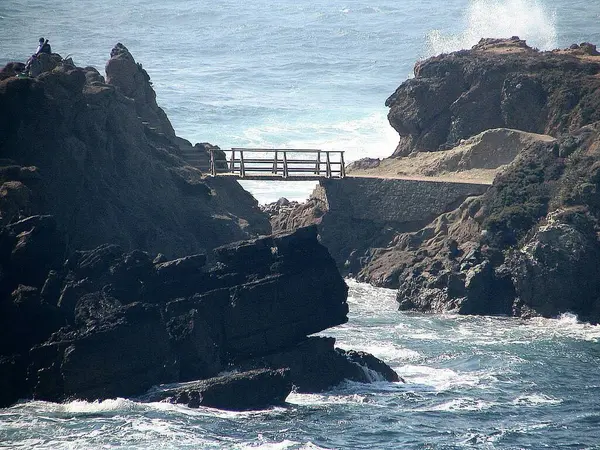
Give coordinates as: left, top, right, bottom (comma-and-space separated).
209, 148, 346, 179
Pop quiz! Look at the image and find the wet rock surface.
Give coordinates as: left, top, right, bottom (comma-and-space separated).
142, 368, 293, 411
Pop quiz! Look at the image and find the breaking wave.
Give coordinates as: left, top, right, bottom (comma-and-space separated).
425, 0, 558, 56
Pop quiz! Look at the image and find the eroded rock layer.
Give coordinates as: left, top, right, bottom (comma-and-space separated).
386, 37, 600, 156
0, 44, 270, 258
0, 46, 400, 409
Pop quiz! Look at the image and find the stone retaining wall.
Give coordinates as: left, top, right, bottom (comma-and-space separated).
315, 176, 489, 273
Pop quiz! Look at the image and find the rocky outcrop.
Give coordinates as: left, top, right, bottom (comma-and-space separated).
142, 369, 292, 410
386, 37, 600, 156
266, 197, 327, 235
265, 39, 600, 324
238, 336, 401, 393
0, 44, 270, 258
0, 217, 398, 408
0, 45, 400, 409
105, 43, 175, 137
361, 123, 600, 323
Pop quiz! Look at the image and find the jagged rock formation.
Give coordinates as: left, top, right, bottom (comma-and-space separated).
0, 45, 400, 410
0, 44, 270, 258
0, 218, 398, 408
386, 37, 600, 156
266, 38, 600, 324
361, 121, 600, 323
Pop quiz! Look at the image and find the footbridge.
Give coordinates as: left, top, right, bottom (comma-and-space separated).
207, 148, 346, 180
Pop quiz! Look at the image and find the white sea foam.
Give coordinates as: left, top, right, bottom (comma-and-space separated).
512, 393, 562, 406
286, 392, 370, 407
399, 365, 483, 391
235, 439, 299, 450
362, 343, 421, 362
425, 0, 557, 57
345, 279, 399, 316
423, 398, 496, 412
525, 313, 600, 342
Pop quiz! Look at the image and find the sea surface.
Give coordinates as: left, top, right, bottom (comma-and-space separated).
2, 280, 600, 449
2, 1, 600, 448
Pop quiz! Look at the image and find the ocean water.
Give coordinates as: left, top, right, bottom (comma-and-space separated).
2, 280, 600, 449
2, 0, 600, 202
2, 1, 600, 448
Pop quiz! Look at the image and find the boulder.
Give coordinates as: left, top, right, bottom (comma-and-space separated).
238, 336, 400, 392
142, 368, 292, 410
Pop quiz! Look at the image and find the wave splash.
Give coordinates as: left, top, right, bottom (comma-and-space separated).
425, 0, 557, 56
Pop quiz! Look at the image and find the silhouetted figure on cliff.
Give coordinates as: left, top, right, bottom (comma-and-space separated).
24, 38, 51, 77
35, 38, 52, 55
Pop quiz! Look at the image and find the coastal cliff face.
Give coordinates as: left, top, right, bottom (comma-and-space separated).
0, 44, 270, 258
366, 123, 600, 323
268, 38, 600, 324
0, 46, 399, 409
386, 37, 600, 156
365, 39, 600, 323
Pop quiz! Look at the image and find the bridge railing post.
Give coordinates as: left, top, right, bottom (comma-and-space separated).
315, 151, 321, 175
210, 149, 215, 176
340, 151, 346, 178
273, 150, 278, 174
240, 150, 246, 178
230, 149, 236, 173
283, 151, 289, 178
325, 151, 331, 178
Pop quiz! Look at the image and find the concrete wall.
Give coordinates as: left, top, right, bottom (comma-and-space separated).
314, 176, 489, 273
319, 177, 489, 224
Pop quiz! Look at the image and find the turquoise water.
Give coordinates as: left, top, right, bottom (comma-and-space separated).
2, 2, 600, 448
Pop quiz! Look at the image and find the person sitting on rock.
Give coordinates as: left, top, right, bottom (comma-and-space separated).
23, 38, 51, 77
35, 38, 51, 55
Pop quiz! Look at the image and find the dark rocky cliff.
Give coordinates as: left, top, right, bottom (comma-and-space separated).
365, 39, 600, 323
0, 44, 270, 258
0, 46, 400, 409
386, 37, 600, 156
267, 38, 600, 324
2, 217, 393, 408
365, 123, 600, 324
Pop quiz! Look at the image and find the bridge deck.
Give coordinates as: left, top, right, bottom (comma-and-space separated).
208, 148, 346, 179
209, 173, 337, 181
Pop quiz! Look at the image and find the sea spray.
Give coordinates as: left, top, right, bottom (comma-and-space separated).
425, 0, 558, 56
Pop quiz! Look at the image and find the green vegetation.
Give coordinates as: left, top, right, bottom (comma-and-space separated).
481, 141, 564, 247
